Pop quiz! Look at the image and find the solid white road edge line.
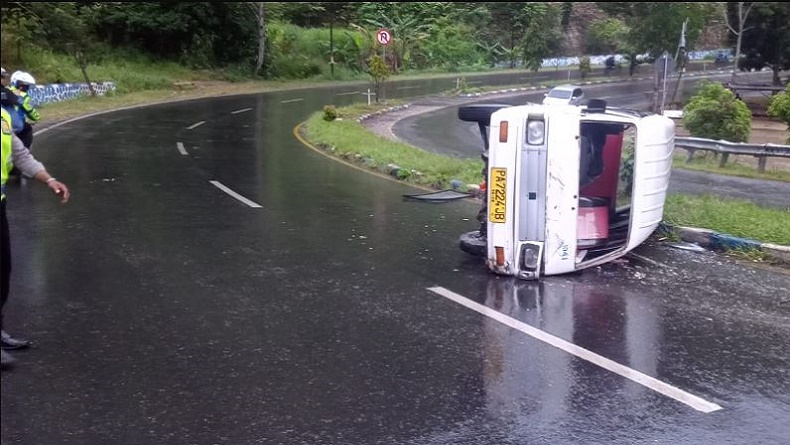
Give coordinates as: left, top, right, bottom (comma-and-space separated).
281, 98, 304, 104
209, 181, 263, 208
187, 121, 205, 130
336, 91, 359, 96
176, 142, 188, 156
427, 286, 723, 414
231, 107, 253, 114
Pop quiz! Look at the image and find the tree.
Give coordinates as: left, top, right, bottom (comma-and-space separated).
487, 2, 529, 68
422, 18, 480, 70
767, 84, 790, 142
724, 2, 755, 83
367, 54, 390, 103
732, 2, 790, 85
597, 2, 714, 76
683, 80, 752, 143
246, 2, 266, 77
520, 3, 563, 72
586, 17, 630, 55
33, 3, 101, 94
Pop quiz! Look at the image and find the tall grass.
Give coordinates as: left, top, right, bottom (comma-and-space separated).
5, 45, 213, 93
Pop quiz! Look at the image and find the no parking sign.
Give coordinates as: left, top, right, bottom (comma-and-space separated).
376, 29, 392, 46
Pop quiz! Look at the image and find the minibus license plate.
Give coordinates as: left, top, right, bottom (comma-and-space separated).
489, 168, 507, 223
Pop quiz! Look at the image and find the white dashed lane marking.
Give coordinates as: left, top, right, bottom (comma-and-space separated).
209, 181, 263, 208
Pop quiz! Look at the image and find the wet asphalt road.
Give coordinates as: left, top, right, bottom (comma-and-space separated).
1, 70, 789, 445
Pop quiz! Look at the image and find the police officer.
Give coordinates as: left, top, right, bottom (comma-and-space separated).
1, 69, 24, 179
0, 69, 23, 137
1, 94, 70, 370
9, 71, 40, 150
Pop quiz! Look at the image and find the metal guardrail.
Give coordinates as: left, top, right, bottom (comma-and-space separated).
724, 83, 787, 93
674, 136, 790, 172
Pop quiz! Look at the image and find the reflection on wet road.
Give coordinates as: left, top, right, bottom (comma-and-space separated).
1, 71, 788, 445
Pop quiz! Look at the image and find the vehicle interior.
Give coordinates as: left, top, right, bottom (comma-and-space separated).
575, 118, 636, 264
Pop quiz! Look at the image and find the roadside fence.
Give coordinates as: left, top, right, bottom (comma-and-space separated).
674, 136, 790, 172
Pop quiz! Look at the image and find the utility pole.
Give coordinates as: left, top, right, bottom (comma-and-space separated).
670, 18, 689, 106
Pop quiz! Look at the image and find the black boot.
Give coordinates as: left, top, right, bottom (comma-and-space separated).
1, 349, 16, 369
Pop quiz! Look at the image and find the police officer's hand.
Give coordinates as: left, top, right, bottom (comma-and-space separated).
46, 179, 70, 203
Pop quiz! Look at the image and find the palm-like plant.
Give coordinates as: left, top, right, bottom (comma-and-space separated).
362, 12, 430, 73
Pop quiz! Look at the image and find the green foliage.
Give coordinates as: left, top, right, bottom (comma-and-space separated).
1, 43, 222, 93
367, 54, 390, 102
521, 3, 563, 71
619, 132, 635, 198
277, 2, 357, 27
578, 56, 591, 79
360, 10, 431, 73
729, 3, 790, 85
421, 18, 481, 70
323, 105, 339, 121
0, 1, 776, 90
767, 84, 790, 143
586, 18, 630, 55
682, 80, 752, 142
664, 194, 790, 246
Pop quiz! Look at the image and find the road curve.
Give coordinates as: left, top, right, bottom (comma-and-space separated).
1, 71, 788, 445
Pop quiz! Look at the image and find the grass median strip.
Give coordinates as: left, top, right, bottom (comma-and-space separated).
302, 103, 483, 190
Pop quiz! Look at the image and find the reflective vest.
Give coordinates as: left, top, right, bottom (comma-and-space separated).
10, 86, 40, 123
0, 86, 24, 133
1, 107, 13, 201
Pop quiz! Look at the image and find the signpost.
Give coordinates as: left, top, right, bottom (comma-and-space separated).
654, 52, 675, 114
376, 29, 392, 46
377, 28, 391, 70
373, 29, 392, 103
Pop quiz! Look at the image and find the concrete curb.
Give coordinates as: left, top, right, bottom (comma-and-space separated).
659, 223, 790, 262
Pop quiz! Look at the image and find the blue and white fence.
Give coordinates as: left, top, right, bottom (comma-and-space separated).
27, 81, 117, 107
539, 49, 730, 69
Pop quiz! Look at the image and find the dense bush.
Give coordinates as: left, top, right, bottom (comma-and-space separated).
767, 84, 790, 142
323, 105, 339, 121
682, 80, 752, 142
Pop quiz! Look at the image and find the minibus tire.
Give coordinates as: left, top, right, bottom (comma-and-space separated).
459, 230, 487, 257
457, 104, 511, 124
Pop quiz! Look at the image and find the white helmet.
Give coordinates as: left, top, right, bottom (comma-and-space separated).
12, 71, 36, 87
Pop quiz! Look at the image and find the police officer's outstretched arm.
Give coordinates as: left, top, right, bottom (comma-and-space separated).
11, 134, 69, 203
